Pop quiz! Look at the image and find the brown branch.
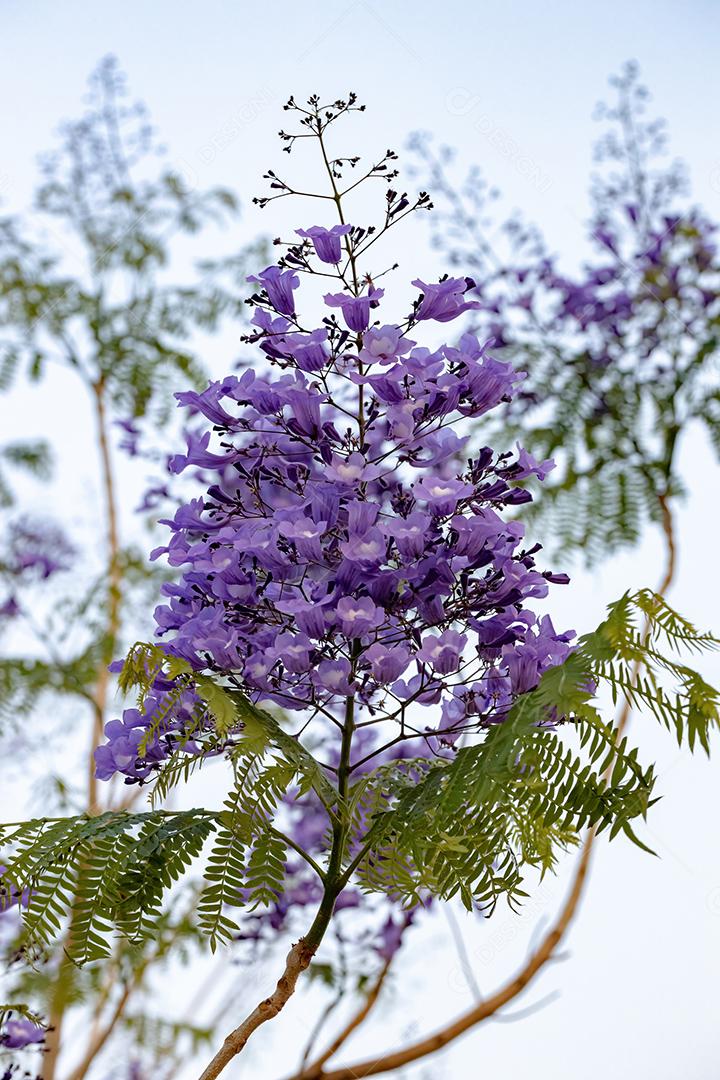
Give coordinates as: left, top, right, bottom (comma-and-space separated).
443, 904, 482, 1003
309, 497, 678, 1080
655, 491, 677, 598
315, 838, 596, 1080
64, 981, 133, 1080
197, 935, 320, 1080
289, 958, 393, 1080
297, 989, 346, 1075
42, 377, 124, 1080
87, 377, 122, 816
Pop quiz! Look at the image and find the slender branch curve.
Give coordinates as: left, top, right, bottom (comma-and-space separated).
42, 376, 125, 1080
197, 936, 320, 1080
286, 958, 394, 1080
309, 839, 596, 1080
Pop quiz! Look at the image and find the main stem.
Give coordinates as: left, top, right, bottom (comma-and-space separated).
198, 116, 374, 1079
197, 696, 355, 1080
42, 376, 123, 1080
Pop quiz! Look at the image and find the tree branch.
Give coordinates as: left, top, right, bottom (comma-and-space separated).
196, 884, 338, 1080
196, 689, 357, 1079
288, 957, 393, 1080
87, 376, 122, 816
64, 980, 134, 1080
314, 836, 595, 1079
42, 376, 124, 1080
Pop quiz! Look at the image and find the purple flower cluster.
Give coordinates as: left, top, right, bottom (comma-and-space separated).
3, 519, 75, 581
0, 518, 76, 623
94, 666, 210, 783
97, 242, 572, 783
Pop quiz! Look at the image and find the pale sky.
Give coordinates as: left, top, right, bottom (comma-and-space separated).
1, 3, 719, 1078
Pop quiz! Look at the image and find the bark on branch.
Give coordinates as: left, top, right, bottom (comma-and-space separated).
197, 936, 319, 1080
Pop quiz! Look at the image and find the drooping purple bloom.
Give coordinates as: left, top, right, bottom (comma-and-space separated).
115, 417, 142, 457
413, 476, 475, 515
411, 276, 482, 322
323, 288, 384, 332
0, 595, 20, 619
272, 631, 314, 673
248, 265, 300, 317
313, 658, 355, 696
376, 915, 405, 960
0, 1018, 45, 1049
417, 629, 468, 675
381, 511, 431, 559
3, 518, 76, 581
339, 528, 386, 565
364, 643, 411, 684
296, 224, 352, 264
510, 443, 556, 482
325, 453, 383, 486
335, 596, 384, 638
0, 865, 30, 913
360, 325, 414, 362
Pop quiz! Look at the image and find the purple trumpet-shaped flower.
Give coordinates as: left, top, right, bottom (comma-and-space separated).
413, 476, 475, 515
335, 595, 384, 638
313, 658, 355, 696
411, 276, 482, 322
0, 865, 30, 913
375, 915, 406, 960
509, 443, 556, 482
324, 288, 384, 332
1, 1018, 45, 1049
296, 224, 352, 264
248, 265, 300, 317
0, 595, 20, 619
339, 528, 386, 565
417, 629, 468, 675
277, 517, 328, 561
364, 643, 411, 684
360, 325, 415, 362
382, 511, 431, 559
325, 452, 383, 486
94, 718, 149, 781
272, 631, 314, 673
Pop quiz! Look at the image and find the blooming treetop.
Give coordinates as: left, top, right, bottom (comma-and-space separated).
96, 94, 572, 790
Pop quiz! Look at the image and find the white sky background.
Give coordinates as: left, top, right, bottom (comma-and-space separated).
1, 1, 719, 1078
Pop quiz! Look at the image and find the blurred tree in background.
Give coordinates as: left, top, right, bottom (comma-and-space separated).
411, 61, 719, 567
0, 56, 263, 1080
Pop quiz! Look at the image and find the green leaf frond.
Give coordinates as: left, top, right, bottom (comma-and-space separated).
349, 590, 718, 909
2, 591, 716, 956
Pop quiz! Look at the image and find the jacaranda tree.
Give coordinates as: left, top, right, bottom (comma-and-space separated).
1, 87, 718, 1080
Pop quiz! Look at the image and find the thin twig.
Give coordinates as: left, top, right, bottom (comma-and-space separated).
288, 958, 393, 1080
42, 377, 124, 1080
443, 905, 482, 1003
